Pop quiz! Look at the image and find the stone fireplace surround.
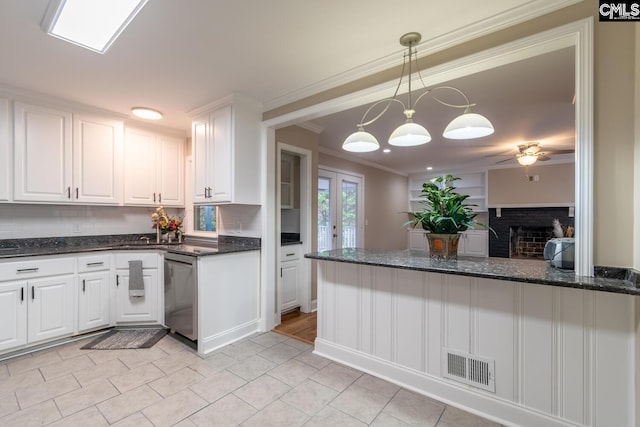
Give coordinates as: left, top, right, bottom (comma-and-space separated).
488, 207, 574, 258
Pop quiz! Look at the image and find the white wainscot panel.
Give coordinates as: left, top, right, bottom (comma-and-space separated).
594, 291, 633, 427
372, 267, 394, 361
335, 263, 360, 349
476, 278, 515, 401
521, 283, 553, 414
426, 273, 444, 377
445, 274, 472, 354
394, 269, 425, 371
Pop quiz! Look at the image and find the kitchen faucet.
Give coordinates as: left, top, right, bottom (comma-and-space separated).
140, 236, 150, 244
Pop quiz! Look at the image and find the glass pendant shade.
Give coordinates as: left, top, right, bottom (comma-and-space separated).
388, 122, 432, 147
443, 112, 495, 140
342, 130, 380, 152
517, 153, 538, 166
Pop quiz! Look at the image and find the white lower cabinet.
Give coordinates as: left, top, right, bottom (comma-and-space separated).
0, 281, 27, 351
280, 245, 301, 313
114, 253, 160, 324
77, 254, 111, 332
28, 275, 75, 344
0, 257, 75, 352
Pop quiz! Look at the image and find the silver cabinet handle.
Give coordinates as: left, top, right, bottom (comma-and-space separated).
86, 262, 104, 267
75, 187, 79, 199
31, 286, 35, 300
17, 267, 39, 273
159, 193, 162, 203
82, 279, 86, 293
67, 187, 71, 198
153, 193, 156, 203
286, 253, 295, 256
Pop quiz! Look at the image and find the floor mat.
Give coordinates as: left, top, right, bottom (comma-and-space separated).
81, 328, 168, 350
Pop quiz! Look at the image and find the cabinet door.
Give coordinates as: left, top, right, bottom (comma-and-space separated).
28, 275, 75, 344
210, 106, 232, 203
14, 102, 72, 202
115, 269, 158, 323
73, 114, 123, 204
123, 128, 157, 205
78, 271, 111, 332
157, 135, 184, 207
192, 116, 210, 204
0, 98, 10, 201
462, 231, 488, 257
280, 153, 294, 209
0, 281, 27, 352
280, 260, 300, 313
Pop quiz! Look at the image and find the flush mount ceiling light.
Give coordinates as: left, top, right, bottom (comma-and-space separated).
131, 107, 163, 120
41, 0, 149, 54
342, 32, 494, 153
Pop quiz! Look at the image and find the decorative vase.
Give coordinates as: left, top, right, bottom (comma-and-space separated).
426, 233, 461, 260
161, 232, 170, 243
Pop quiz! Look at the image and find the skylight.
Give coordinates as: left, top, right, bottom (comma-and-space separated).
42, 0, 148, 54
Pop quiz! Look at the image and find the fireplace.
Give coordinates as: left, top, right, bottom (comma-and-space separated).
488, 207, 573, 258
509, 226, 554, 259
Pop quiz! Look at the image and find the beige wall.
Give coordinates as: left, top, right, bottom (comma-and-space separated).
319, 153, 409, 251
488, 163, 575, 206
265, 2, 639, 269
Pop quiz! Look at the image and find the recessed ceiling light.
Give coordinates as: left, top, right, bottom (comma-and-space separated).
131, 107, 163, 120
41, 0, 149, 54
426, 166, 433, 170
383, 148, 391, 153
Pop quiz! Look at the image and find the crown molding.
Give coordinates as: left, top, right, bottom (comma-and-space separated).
262, 0, 582, 111
294, 121, 324, 134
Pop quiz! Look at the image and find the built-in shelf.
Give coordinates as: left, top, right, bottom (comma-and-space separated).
408, 171, 487, 212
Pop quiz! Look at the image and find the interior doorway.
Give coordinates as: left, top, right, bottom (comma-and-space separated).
318, 168, 364, 251
276, 143, 312, 323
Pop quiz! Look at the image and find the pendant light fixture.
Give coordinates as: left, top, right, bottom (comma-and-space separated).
342, 32, 494, 153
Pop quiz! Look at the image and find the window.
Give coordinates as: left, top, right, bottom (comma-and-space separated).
194, 206, 217, 232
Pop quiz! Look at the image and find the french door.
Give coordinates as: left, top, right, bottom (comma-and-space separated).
318, 168, 364, 251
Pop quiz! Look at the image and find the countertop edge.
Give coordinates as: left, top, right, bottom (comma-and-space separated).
305, 250, 639, 296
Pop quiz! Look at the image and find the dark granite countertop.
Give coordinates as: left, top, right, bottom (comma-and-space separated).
305, 248, 640, 296
0, 234, 260, 259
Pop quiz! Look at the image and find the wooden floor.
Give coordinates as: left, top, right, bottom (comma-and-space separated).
272, 310, 317, 345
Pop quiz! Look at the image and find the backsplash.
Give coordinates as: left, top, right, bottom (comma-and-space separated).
0, 204, 182, 240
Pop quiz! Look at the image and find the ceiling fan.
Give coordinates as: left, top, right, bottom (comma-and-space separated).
495, 142, 574, 166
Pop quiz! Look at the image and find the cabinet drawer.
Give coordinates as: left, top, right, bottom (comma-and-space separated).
114, 252, 159, 269
77, 253, 111, 272
280, 245, 302, 261
0, 257, 75, 282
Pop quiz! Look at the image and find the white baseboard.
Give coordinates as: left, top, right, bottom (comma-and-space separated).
311, 299, 317, 312
199, 320, 259, 355
314, 339, 576, 427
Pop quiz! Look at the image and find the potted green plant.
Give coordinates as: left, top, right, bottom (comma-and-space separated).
405, 174, 494, 259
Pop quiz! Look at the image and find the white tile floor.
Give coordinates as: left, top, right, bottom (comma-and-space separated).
0, 332, 504, 426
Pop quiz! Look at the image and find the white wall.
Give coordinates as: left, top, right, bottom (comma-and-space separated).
0, 204, 182, 239
217, 204, 261, 237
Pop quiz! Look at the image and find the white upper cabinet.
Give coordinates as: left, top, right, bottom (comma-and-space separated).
13, 102, 73, 202
13, 102, 124, 205
0, 98, 10, 202
123, 127, 185, 207
73, 113, 123, 204
191, 94, 262, 205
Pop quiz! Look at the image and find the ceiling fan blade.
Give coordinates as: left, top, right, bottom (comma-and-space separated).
538, 155, 551, 161
495, 157, 513, 164
544, 149, 575, 155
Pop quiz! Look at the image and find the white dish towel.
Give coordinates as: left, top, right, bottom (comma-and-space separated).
128, 260, 145, 297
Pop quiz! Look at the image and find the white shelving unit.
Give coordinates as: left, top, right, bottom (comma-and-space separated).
408, 171, 487, 212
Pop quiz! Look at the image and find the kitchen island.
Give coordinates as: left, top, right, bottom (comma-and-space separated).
305, 249, 639, 427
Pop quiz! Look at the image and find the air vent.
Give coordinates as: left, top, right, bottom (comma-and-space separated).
442, 348, 495, 393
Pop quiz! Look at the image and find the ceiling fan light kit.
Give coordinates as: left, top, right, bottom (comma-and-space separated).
342, 32, 494, 153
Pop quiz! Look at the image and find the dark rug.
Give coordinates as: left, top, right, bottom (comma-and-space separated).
81, 328, 168, 350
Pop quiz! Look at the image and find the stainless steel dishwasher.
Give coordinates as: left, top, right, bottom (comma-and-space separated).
164, 252, 197, 341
